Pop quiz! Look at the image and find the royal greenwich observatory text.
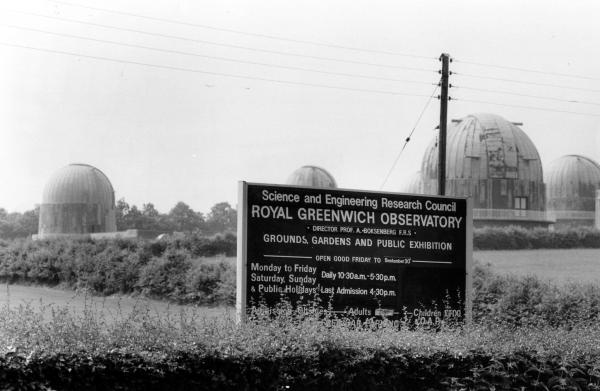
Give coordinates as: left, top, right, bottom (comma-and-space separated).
253, 190, 464, 228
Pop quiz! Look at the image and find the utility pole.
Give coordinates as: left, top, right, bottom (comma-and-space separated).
438, 53, 450, 196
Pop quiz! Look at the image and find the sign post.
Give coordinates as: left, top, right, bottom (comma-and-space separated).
237, 181, 472, 326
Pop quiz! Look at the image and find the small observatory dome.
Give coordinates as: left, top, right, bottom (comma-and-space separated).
399, 171, 424, 194
421, 113, 548, 226
38, 163, 117, 237
545, 155, 600, 226
286, 165, 337, 188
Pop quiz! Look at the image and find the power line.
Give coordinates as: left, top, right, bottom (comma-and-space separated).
47, 0, 437, 61
0, 41, 436, 98
453, 97, 600, 118
38, 1, 600, 84
454, 58, 600, 82
6, 9, 438, 73
453, 71, 600, 93
379, 81, 440, 190
2, 24, 437, 87
453, 84, 600, 107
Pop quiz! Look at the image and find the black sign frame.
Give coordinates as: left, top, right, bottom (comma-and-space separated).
237, 181, 473, 326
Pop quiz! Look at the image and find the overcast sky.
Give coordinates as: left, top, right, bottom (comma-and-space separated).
1, 0, 599, 214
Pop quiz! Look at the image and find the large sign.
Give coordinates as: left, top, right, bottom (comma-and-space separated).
237, 182, 472, 326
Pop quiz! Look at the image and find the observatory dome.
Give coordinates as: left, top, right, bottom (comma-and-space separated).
545, 155, 600, 226
421, 113, 548, 226
38, 164, 117, 237
286, 166, 337, 188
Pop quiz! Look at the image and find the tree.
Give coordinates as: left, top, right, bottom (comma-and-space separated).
115, 199, 146, 230
14, 207, 39, 237
0, 208, 14, 239
142, 203, 160, 218
0, 206, 39, 239
137, 203, 163, 231
115, 199, 128, 230
168, 202, 204, 232
124, 205, 143, 229
116, 199, 172, 231
205, 202, 237, 234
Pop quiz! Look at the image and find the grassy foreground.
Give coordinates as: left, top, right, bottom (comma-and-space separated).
2, 282, 600, 390
3, 250, 600, 389
2, 298, 600, 390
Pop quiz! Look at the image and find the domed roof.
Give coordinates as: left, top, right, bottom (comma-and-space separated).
286, 165, 337, 188
545, 155, 600, 210
399, 171, 424, 194
422, 113, 543, 183
42, 163, 115, 207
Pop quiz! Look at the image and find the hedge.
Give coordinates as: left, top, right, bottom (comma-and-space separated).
473, 226, 600, 250
472, 262, 600, 327
2, 349, 600, 390
2, 236, 600, 321
0, 234, 236, 305
2, 259, 600, 389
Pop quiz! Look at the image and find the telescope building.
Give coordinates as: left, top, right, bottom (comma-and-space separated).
37, 163, 117, 239
287, 165, 337, 188
419, 113, 551, 227
545, 154, 600, 227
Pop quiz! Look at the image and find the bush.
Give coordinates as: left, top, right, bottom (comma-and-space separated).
2, 350, 600, 390
474, 226, 600, 250
1, 230, 599, 311
2, 298, 600, 390
177, 232, 237, 257
472, 261, 600, 327
0, 237, 236, 305
137, 249, 192, 300
2, 258, 600, 388
185, 258, 236, 305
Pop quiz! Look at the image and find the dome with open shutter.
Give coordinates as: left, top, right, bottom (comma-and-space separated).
420, 113, 549, 227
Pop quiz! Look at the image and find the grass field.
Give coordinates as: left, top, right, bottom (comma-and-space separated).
474, 248, 600, 284
0, 284, 233, 323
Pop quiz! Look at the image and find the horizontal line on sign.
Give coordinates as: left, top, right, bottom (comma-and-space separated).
412, 260, 452, 265
264, 255, 312, 259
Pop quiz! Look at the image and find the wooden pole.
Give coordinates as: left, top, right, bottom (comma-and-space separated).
438, 53, 450, 196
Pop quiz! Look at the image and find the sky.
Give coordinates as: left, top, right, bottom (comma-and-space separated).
1, 0, 599, 214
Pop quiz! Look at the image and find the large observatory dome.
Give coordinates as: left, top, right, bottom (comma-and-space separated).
421, 113, 548, 226
545, 155, 600, 226
286, 165, 337, 188
38, 164, 117, 237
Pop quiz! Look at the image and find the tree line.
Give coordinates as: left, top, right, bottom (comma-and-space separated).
0, 200, 236, 240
